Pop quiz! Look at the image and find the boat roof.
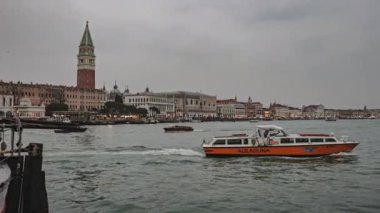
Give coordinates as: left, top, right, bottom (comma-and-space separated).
256, 125, 283, 130
214, 133, 251, 138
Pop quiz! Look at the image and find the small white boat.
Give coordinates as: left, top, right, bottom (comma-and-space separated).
325, 117, 337, 121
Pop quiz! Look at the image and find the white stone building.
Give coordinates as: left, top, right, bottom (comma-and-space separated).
14, 97, 45, 118
0, 94, 14, 118
160, 91, 217, 118
217, 104, 235, 118
302, 104, 325, 119
124, 87, 175, 118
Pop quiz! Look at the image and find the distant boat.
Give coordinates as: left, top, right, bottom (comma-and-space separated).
249, 119, 259, 123
325, 117, 337, 121
191, 119, 201, 123
164, 125, 193, 132
54, 127, 87, 133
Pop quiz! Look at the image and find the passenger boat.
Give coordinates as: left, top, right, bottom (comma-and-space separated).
164, 125, 193, 132
203, 125, 359, 157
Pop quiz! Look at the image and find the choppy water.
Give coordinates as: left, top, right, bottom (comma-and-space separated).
24, 120, 380, 212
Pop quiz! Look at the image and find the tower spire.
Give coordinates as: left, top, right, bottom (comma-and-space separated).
80, 21, 94, 47
77, 21, 96, 89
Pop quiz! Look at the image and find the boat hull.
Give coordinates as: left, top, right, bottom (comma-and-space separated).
163, 126, 193, 132
203, 143, 359, 157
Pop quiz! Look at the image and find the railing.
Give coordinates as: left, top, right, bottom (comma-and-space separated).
0, 123, 23, 156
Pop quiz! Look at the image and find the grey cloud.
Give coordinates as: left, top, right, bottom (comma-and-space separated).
1, 0, 379, 108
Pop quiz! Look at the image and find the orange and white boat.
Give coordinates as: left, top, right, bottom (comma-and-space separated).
203, 125, 359, 157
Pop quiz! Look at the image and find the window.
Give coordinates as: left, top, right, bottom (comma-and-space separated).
280, 138, 294, 144
311, 138, 324, 143
295, 138, 309, 143
227, 139, 242, 145
325, 138, 336, 142
213, 140, 226, 145
244, 139, 248, 145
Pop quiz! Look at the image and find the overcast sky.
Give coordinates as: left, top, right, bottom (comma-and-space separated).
1, 0, 379, 108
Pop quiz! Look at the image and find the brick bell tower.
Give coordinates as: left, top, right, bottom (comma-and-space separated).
77, 21, 95, 89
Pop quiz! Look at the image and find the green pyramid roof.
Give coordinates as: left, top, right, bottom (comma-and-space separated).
80, 21, 93, 46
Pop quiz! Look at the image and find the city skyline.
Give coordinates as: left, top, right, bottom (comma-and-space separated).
1, 0, 380, 109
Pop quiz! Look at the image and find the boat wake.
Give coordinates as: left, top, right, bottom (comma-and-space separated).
46, 147, 204, 157
330, 152, 357, 156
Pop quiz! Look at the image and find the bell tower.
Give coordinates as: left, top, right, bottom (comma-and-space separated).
77, 21, 95, 89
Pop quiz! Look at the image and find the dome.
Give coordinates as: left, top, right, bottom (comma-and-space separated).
110, 83, 121, 95
109, 82, 122, 101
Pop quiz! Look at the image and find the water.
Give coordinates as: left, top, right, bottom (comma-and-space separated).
24, 120, 380, 212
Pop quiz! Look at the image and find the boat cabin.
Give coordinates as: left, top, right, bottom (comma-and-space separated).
205, 125, 349, 148
206, 133, 256, 147
255, 125, 287, 146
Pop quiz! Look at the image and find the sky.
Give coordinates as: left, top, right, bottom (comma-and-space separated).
0, 0, 379, 108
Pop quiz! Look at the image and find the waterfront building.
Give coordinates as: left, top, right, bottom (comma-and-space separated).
14, 97, 45, 118
245, 97, 256, 118
269, 103, 290, 119
77, 21, 96, 89
288, 107, 302, 119
302, 104, 325, 119
158, 91, 217, 118
252, 102, 263, 118
216, 102, 235, 118
336, 109, 371, 119
0, 81, 105, 111
0, 93, 14, 118
124, 87, 175, 118
324, 109, 338, 118
268, 103, 301, 119
244, 97, 263, 118
217, 98, 246, 119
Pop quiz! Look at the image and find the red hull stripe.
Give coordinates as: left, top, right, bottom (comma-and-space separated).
203, 143, 359, 157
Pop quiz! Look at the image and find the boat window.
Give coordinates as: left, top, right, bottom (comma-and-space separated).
243, 139, 248, 144
213, 140, 226, 145
295, 138, 309, 143
311, 138, 324, 143
280, 138, 294, 144
227, 139, 242, 145
325, 138, 336, 142
264, 130, 269, 138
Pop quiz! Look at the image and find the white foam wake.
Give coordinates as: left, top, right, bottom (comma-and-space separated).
45, 148, 204, 157
330, 152, 357, 156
